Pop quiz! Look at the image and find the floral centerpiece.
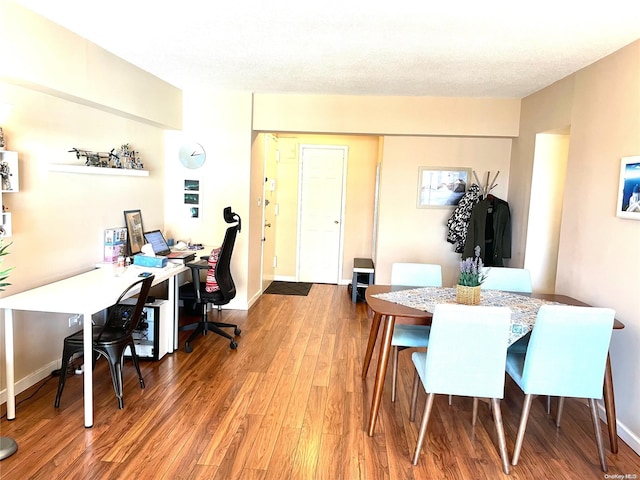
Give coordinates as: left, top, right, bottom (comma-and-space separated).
456, 245, 486, 304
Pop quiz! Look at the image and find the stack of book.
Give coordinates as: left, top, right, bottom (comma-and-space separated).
104, 227, 127, 263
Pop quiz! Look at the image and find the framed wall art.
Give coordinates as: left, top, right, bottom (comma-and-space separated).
417, 166, 472, 208
123, 209, 145, 255
616, 155, 640, 220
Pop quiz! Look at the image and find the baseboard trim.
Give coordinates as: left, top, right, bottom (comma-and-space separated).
0, 359, 60, 406
598, 401, 640, 455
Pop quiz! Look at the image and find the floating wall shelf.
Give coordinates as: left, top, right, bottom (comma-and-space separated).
48, 164, 149, 177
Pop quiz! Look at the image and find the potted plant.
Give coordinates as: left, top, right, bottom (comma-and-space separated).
456, 245, 486, 305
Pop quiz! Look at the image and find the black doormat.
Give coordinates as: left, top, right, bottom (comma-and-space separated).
264, 281, 313, 296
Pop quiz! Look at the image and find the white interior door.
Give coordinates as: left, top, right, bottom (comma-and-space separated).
297, 145, 347, 283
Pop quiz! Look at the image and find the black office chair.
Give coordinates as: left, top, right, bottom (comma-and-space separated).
179, 206, 242, 352
54, 275, 154, 409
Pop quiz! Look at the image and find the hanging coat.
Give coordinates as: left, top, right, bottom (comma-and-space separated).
463, 196, 511, 266
446, 184, 481, 253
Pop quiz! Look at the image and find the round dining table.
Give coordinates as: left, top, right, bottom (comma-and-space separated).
362, 284, 624, 454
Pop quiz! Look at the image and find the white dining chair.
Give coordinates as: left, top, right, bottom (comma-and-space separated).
481, 266, 532, 293
505, 304, 615, 472
410, 304, 512, 473
390, 262, 442, 402
482, 267, 533, 355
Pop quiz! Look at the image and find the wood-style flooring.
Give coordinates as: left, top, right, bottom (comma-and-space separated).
1, 283, 639, 479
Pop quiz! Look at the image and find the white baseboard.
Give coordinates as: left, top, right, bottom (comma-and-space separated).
598, 402, 640, 455
0, 359, 60, 406
273, 275, 297, 282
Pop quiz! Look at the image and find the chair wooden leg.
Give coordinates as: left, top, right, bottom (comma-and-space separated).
556, 397, 565, 427
491, 398, 510, 475
391, 346, 399, 402
512, 394, 534, 466
410, 370, 420, 421
589, 398, 608, 472
412, 392, 435, 465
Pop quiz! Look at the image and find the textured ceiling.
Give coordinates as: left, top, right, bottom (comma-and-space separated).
13, 1, 640, 98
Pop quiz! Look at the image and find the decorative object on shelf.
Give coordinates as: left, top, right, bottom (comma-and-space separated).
456, 245, 486, 305
0, 150, 19, 193
0, 103, 12, 151
179, 142, 206, 169
68, 144, 144, 170
1, 160, 12, 191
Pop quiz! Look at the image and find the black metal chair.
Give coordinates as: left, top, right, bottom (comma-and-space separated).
54, 275, 154, 409
179, 207, 242, 352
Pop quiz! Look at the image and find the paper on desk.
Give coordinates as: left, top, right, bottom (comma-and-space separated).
141, 244, 156, 256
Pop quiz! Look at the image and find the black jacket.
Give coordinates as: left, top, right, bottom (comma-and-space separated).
463, 196, 511, 266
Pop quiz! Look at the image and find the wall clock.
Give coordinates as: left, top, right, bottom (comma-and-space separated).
179, 142, 206, 169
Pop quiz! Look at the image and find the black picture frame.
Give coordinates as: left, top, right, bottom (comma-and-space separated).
123, 209, 145, 255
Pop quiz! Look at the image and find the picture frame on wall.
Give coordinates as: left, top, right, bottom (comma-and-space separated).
123, 209, 145, 255
417, 166, 472, 208
616, 156, 640, 220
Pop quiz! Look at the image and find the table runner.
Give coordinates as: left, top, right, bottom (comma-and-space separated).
372, 287, 563, 345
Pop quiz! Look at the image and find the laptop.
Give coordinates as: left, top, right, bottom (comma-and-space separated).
143, 230, 195, 260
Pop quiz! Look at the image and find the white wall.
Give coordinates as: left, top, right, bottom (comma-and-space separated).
0, 3, 181, 397
377, 136, 513, 287
513, 40, 640, 453
163, 89, 254, 309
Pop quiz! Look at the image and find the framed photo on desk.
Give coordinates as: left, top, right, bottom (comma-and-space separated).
124, 209, 145, 255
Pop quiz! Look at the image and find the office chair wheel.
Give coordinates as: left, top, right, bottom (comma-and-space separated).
184, 342, 193, 353
230, 340, 238, 349
234, 327, 241, 336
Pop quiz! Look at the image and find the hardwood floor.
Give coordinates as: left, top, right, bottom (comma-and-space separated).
2, 284, 639, 479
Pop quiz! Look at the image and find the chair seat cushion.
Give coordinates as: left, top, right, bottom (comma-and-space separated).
205, 247, 221, 292
64, 327, 129, 346
392, 324, 430, 348
507, 333, 530, 354
505, 351, 526, 390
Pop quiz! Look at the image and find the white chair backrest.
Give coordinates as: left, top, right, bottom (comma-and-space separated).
421, 304, 511, 398
481, 267, 532, 293
391, 263, 442, 287
521, 305, 615, 398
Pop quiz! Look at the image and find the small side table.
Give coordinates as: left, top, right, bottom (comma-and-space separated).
352, 258, 375, 303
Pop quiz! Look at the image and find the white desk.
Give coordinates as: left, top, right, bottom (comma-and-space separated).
0, 263, 187, 427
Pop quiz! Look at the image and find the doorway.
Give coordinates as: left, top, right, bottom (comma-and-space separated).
297, 144, 348, 283
261, 134, 278, 292
524, 130, 570, 293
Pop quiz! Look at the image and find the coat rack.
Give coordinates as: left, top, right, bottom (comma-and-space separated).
472, 170, 499, 198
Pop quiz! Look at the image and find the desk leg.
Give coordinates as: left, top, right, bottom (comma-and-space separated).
169, 275, 178, 353
4, 308, 15, 420
367, 315, 395, 436
82, 311, 93, 428
362, 312, 382, 379
603, 353, 618, 453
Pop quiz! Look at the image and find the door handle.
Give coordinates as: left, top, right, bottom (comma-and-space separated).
265, 223, 271, 228
334, 220, 339, 224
